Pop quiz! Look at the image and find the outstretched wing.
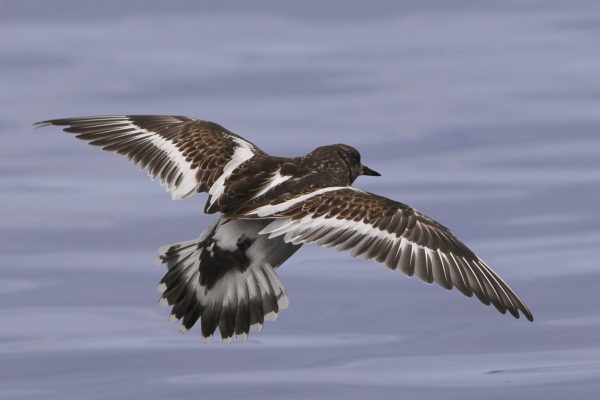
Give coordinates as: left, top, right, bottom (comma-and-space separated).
34, 115, 260, 200
245, 187, 533, 321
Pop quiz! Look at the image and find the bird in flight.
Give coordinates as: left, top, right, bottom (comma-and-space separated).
36, 115, 533, 343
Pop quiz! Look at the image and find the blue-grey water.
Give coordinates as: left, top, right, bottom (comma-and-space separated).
1, 1, 600, 399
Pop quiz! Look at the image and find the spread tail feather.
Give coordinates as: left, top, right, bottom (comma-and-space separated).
156, 218, 295, 343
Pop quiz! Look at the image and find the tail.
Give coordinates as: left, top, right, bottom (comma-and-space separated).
155, 218, 297, 343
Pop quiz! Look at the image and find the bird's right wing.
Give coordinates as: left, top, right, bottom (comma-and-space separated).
244, 186, 533, 321
35, 115, 261, 201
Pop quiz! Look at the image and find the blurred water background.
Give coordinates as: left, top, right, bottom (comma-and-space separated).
1, 1, 600, 399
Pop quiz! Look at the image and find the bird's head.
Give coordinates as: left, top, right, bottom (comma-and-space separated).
311, 144, 381, 184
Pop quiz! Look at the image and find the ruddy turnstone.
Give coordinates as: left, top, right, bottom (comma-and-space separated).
35, 115, 533, 343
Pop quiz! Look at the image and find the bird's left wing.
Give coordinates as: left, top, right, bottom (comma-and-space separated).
34, 115, 261, 201
244, 186, 533, 321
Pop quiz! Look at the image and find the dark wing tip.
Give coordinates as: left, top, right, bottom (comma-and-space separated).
510, 307, 534, 322
33, 117, 73, 127
495, 274, 534, 323
33, 119, 53, 128
33, 115, 195, 129
33, 117, 104, 129
521, 306, 534, 322
501, 293, 533, 322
